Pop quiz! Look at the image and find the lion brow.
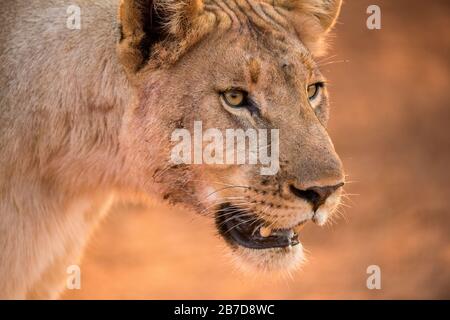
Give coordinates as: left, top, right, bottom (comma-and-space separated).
247, 57, 261, 83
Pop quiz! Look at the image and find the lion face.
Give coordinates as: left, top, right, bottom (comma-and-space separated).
119, 0, 344, 272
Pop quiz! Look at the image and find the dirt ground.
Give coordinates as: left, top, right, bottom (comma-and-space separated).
64, 0, 450, 299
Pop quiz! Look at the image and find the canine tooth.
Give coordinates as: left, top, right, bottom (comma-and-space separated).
259, 226, 272, 237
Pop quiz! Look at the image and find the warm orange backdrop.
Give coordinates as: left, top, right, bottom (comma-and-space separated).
64, 0, 450, 299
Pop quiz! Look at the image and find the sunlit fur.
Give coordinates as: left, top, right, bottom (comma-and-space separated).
0, 0, 343, 298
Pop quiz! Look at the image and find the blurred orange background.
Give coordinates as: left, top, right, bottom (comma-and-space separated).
64, 0, 450, 299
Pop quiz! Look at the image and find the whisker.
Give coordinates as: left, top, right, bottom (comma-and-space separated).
204, 185, 251, 200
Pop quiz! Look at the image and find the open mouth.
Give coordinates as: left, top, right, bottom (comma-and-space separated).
215, 203, 304, 250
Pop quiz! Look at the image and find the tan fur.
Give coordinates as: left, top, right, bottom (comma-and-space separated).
0, 0, 343, 298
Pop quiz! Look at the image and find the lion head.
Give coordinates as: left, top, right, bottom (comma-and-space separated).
118, 0, 345, 272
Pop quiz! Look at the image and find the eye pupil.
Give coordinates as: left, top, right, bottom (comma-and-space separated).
308, 83, 322, 100
223, 90, 245, 107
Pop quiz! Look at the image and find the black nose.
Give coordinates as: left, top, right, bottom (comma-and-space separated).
289, 183, 344, 210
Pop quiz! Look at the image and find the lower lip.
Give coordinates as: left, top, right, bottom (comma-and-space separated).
215, 204, 300, 250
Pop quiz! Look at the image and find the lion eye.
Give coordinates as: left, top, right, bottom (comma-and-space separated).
223, 89, 246, 107
307, 83, 323, 101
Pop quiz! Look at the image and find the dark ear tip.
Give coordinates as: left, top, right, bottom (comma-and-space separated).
117, 23, 124, 42
118, 0, 166, 73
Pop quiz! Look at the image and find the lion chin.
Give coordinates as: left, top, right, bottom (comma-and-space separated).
231, 245, 306, 275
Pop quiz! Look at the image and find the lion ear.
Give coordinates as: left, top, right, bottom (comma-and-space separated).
278, 0, 342, 56
117, 0, 205, 74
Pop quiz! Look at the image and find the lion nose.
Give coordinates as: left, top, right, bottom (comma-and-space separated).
289, 183, 344, 210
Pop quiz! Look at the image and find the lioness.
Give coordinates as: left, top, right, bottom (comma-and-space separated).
0, 0, 345, 299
